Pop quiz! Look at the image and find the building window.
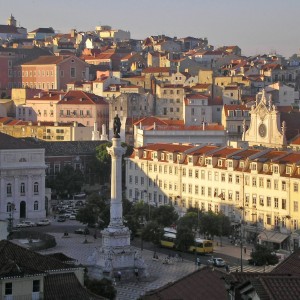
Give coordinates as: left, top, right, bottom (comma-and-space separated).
294, 183, 298, 192
214, 172, 219, 181
267, 197, 271, 207
282, 199, 286, 210
34, 201, 38, 211
282, 181, 286, 191
129, 176, 132, 184
252, 177, 257, 187
274, 180, 278, 190
259, 178, 264, 188
195, 185, 199, 195
20, 183, 25, 195
259, 196, 264, 206
70, 67, 76, 78
235, 191, 239, 201
7, 183, 12, 196
5, 282, 12, 295
7, 202, 12, 212
274, 197, 279, 208
294, 201, 298, 212
201, 170, 205, 179
188, 184, 192, 193
228, 174, 233, 183
252, 195, 257, 205
33, 280, 40, 293
266, 215, 271, 225
267, 179, 271, 188
33, 182, 39, 195
195, 170, 199, 178
235, 175, 240, 184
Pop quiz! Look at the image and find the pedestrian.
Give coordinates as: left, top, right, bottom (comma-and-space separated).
196, 257, 201, 267
117, 271, 121, 281
225, 265, 230, 273
244, 246, 246, 254
134, 268, 139, 281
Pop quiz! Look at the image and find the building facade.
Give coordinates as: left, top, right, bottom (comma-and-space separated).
0, 133, 47, 222
126, 143, 300, 249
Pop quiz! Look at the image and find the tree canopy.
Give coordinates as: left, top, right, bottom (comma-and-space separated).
49, 165, 84, 198
250, 244, 279, 266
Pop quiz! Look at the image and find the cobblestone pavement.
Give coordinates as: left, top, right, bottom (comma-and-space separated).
38, 232, 197, 300
35, 231, 278, 300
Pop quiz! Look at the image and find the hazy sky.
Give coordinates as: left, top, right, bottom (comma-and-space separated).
2, 0, 300, 57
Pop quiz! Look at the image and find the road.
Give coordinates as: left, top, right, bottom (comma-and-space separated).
19, 219, 247, 268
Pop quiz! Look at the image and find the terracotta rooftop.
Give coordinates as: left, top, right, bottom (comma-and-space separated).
142, 267, 227, 300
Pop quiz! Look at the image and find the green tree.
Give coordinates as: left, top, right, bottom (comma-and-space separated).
52, 165, 84, 198
141, 221, 163, 246
76, 193, 109, 229
151, 205, 179, 227
250, 244, 279, 266
85, 278, 116, 300
175, 225, 195, 252
95, 142, 112, 184
177, 212, 198, 231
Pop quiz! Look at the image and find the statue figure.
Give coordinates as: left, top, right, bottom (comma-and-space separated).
113, 114, 121, 138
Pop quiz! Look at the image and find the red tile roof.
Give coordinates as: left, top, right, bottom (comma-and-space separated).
57, 91, 107, 105
143, 267, 227, 300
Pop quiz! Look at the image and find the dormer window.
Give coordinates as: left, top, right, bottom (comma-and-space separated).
169, 154, 173, 161
205, 158, 212, 165
188, 157, 193, 163
161, 153, 165, 160
227, 161, 233, 168
177, 154, 181, 161
286, 166, 292, 174
218, 160, 222, 167
263, 164, 269, 172
273, 165, 279, 174
250, 163, 257, 171
240, 161, 244, 168
143, 151, 147, 158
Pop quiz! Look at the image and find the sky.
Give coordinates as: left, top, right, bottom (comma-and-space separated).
1, 0, 300, 58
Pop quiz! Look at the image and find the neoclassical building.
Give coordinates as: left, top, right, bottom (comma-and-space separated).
125, 143, 300, 250
0, 133, 47, 223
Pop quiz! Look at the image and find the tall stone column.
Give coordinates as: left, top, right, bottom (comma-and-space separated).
87, 136, 147, 280
107, 138, 125, 228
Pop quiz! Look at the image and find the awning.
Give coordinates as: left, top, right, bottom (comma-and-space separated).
258, 231, 289, 244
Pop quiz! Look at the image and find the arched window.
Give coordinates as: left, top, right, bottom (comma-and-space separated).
34, 201, 38, 211
34, 182, 39, 195
7, 202, 11, 212
7, 184, 12, 196
20, 183, 25, 195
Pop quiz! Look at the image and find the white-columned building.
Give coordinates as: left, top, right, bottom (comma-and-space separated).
0, 133, 47, 223
125, 143, 300, 250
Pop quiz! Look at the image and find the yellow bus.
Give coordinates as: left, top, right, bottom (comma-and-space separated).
160, 228, 213, 254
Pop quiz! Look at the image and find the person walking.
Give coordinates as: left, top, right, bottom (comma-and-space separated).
117, 271, 122, 281
134, 268, 139, 281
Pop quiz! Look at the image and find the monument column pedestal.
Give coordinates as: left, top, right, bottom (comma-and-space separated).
87, 138, 147, 280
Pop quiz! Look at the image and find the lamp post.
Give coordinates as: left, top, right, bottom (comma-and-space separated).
144, 190, 150, 221
239, 206, 244, 272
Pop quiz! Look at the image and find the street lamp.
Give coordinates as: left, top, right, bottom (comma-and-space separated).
144, 190, 150, 221
239, 206, 244, 272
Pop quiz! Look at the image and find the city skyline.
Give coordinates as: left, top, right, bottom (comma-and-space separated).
2, 0, 300, 57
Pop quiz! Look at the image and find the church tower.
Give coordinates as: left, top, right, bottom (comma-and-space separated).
243, 89, 287, 148
7, 14, 17, 27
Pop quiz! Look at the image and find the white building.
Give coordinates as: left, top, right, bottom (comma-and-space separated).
133, 117, 226, 147
0, 133, 47, 223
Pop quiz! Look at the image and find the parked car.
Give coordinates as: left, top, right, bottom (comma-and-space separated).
16, 221, 30, 228
37, 219, 51, 226
69, 214, 76, 220
23, 221, 36, 227
74, 228, 89, 235
57, 215, 66, 222
207, 257, 226, 267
